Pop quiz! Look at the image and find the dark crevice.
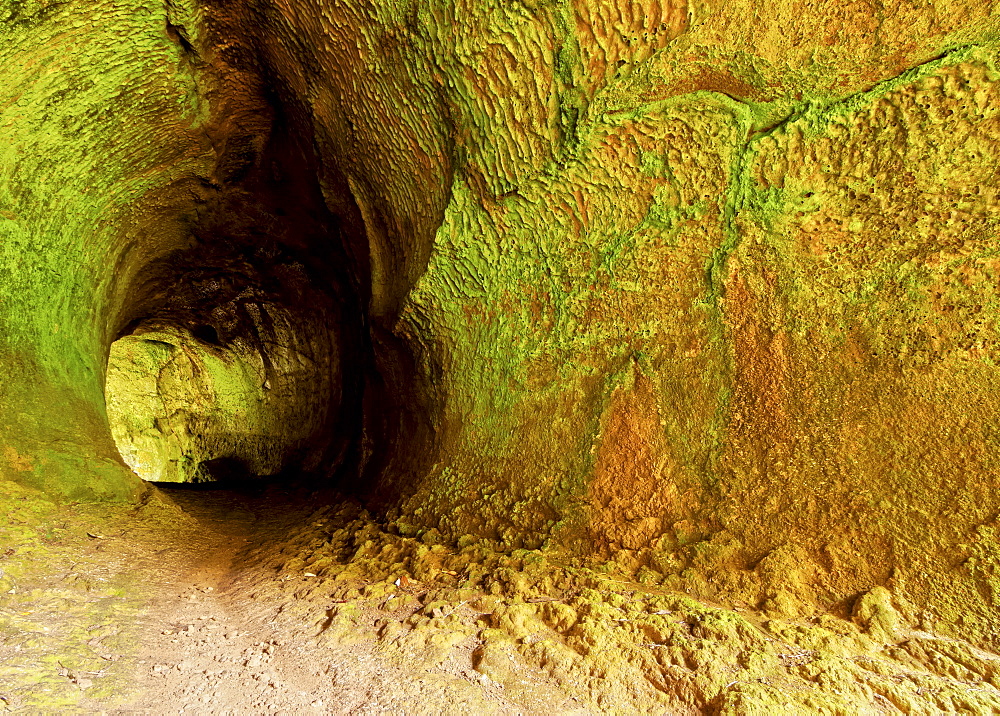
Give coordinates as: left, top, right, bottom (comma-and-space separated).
191, 324, 221, 345
165, 20, 197, 57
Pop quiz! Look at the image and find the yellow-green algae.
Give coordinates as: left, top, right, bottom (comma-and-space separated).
6, 0, 1000, 702
105, 327, 313, 483
370, 11, 1000, 659
0, 0, 213, 499
238, 497, 1000, 713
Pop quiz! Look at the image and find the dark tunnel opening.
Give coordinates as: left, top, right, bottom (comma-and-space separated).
98, 0, 455, 512
104, 76, 382, 498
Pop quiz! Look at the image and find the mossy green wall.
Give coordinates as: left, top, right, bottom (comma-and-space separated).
106, 319, 336, 483
6, 0, 1000, 650
0, 0, 213, 498
246, 0, 1000, 645
107, 331, 273, 483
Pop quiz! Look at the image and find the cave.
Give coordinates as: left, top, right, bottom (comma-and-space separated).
5, 0, 1000, 712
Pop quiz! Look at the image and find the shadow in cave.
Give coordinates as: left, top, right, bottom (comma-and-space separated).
106, 85, 379, 509
145, 468, 338, 536
102, 22, 446, 536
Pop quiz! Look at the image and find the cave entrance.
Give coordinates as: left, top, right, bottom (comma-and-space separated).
105, 325, 286, 484
99, 78, 371, 491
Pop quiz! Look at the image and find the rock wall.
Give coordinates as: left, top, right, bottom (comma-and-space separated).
227, 0, 1000, 648
0, 0, 216, 499
5, 0, 1000, 649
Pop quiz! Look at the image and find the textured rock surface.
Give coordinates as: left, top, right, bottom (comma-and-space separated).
5, 0, 1000, 678
106, 319, 333, 483
0, 0, 215, 499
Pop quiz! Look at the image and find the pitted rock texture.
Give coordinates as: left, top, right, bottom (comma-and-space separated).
5, 0, 1000, 671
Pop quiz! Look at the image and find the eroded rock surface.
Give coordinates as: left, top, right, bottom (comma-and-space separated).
4, 0, 1000, 706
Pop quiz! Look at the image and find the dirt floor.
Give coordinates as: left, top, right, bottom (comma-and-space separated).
0, 481, 583, 714
4, 479, 1000, 714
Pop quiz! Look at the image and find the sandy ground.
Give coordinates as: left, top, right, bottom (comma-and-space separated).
0, 482, 572, 714
6, 480, 1000, 714
111, 490, 564, 714
113, 487, 532, 715
114, 488, 336, 714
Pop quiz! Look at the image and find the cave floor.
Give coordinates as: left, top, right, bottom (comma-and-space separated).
108, 486, 381, 714
4, 479, 1000, 713
0, 482, 557, 714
